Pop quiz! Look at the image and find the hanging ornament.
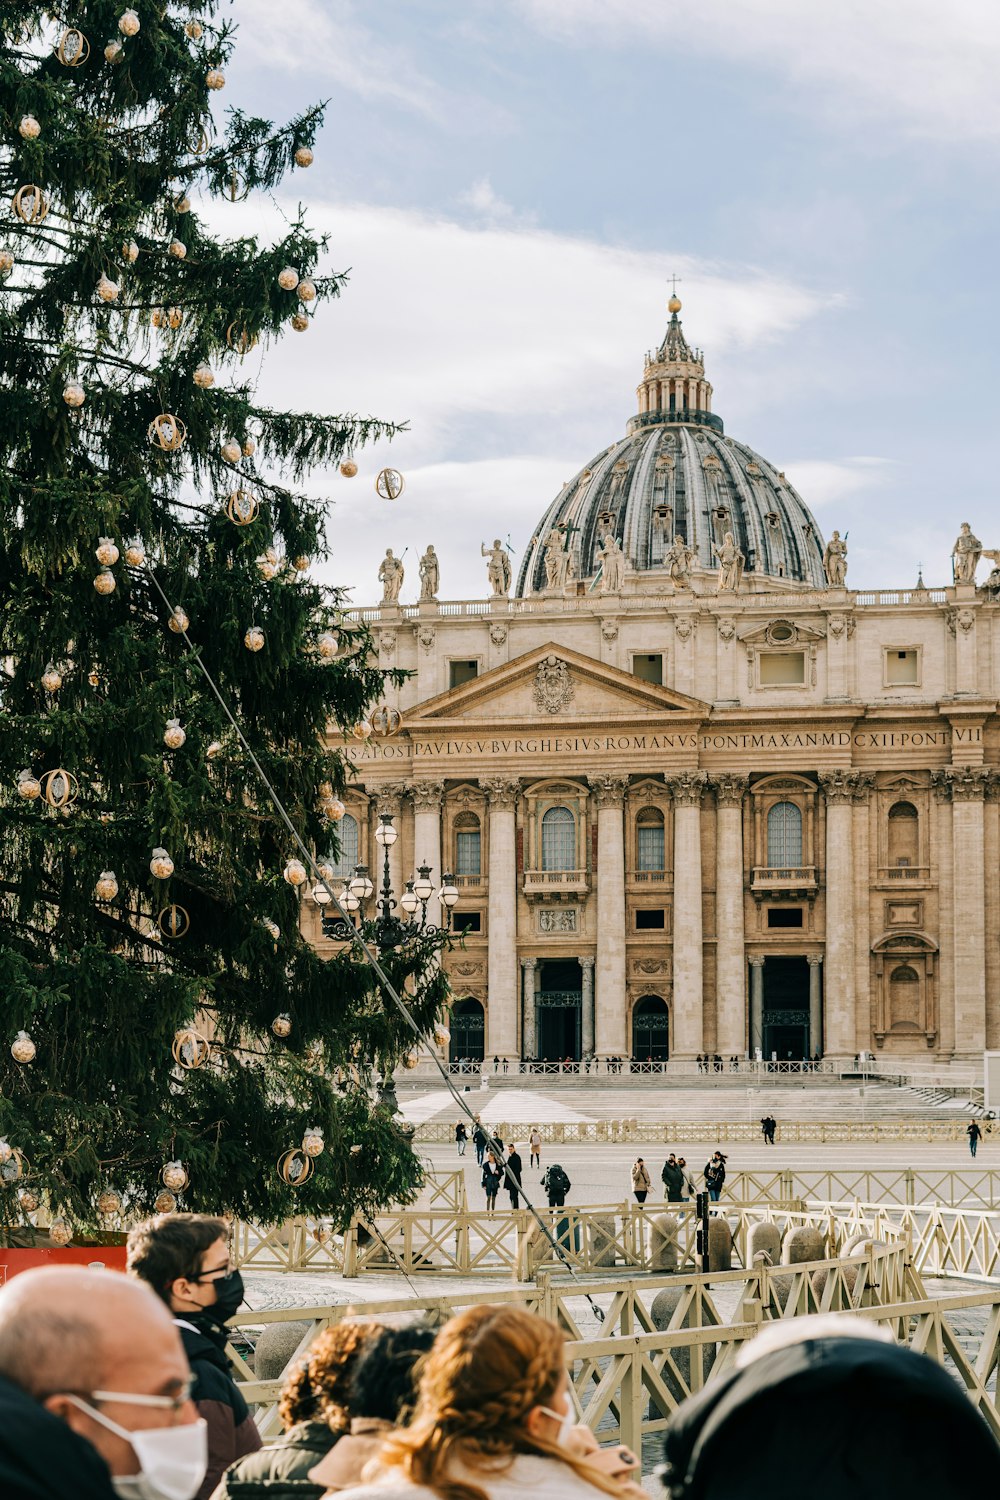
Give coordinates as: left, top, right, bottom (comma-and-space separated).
94, 569, 117, 596
62, 381, 85, 408
1, 1147, 25, 1185
118, 9, 140, 36
168, 239, 187, 260
11, 1031, 36, 1064
256, 548, 279, 581
339, 458, 358, 478
18, 1187, 39, 1213
242, 437, 256, 457
278, 1148, 313, 1186
0, 251, 13, 277
283, 858, 307, 887
55, 28, 90, 66
262, 917, 280, 943
244, 625, 265, 652
206, 68, 225, 89
296, 279, 317, 304
302, 1125, 325, 1158
87, 669, 102, 688
167, 606, 189, 634
97, 275, 120, 303
225, 319, 258, 355
313, 1225, 332, 1245
148, 414, 187, 451
154, 1189, 177, 1214
94, 870, 119, 902
351, 720, 373, 741
185, 19, 203, 39
369, 705, 403, 737
49, 1219, 73, 1246
375, 467, 406, 501
290, 312, 309, 333
41, 768, 78, 808
350, 1144, 363, 1157
162, 718, 186, 751
434, 1025, 452, 1047
105, 38, 124, 62
294, 146, 314, 168
193, 362, 214, 389
152, 306, 183, 330
157, 904, 190, 938
97, 1188, 122, 1216
277, 267, 299, 291
41, 663, 63, 694
172, 1028, 210, 1069
271, 1012, 292, 1038
123, 239, 140, 263
317, 630, 339, 660
96, 537, 120, 566
292, 555, 310, 572
205, 740, 222, 759
223, 172, 248, 202
149, 846, 175, 878
124, 540, 146, 567
323, 797, 346, 822
220, 438, 242, 464
225, 489, 259, 526
161, 1160, 189, 1192
12, 185, 48, 223
191, 126, 211, 155
173, 193, 192, 214
18, 115, 41, 140
16, 769, 41, 801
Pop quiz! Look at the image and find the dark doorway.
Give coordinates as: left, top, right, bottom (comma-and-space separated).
763, 955, 809, 1059
632, 995, 669, 1060
537, 959, 581, 1061
449, 997, 485, 1063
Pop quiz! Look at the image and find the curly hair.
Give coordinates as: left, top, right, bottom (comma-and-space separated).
277, 1319, 381, 1431
377, 1305, 628, 1500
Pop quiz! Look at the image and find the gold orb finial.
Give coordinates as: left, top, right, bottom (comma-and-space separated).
668, 293, 682, 314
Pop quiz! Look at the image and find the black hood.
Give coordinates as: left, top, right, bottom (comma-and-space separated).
660, 1335, 1000, 1500
0, 1374, 117, 1500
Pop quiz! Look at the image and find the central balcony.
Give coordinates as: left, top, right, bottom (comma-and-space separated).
751, 865, 818, 899
523, 868, 589, 902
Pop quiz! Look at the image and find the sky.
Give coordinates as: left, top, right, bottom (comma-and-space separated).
214, 0, 1000, 602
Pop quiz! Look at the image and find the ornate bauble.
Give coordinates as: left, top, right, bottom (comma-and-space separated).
292, 555, 310, 572
16, 769, 41, 801
322, 797, 345, 822
294, 146, 314, 168
12, 185, 48, 223
185, 19, 203, 39
191, 126, 211, 155
256, 549, 279, 581
56, 28, 90, 65
87, 669, 102, 688
149, 846, 175, 878
351, 719, 373, 741
18, 1188, 39, 1213
0, 251, 14, 276
242, 437, 256, 457
369, 705, 402, 737
18, 115, 40, 140
97, 1188, 122, 1215
122, 239, 140, 263
41, 768, 78, 808
0, 1140, 14, 1164
375, 467, 405, 501
173, 193, 191, 214
205, 68, 225, 89
262, 917, 280, 943
62, 381, 85, 408
118, 9, 140, 36
205, 739, 222, 759
283, 858, 307, 887
94, 870, 119, 902
168, 239, 187, 259
157, 904, 190, 938
105, 39, 124, 62
278, 1147, 313, 1186
225, 320, 257, 355
403, 1053, 419, 1069
339, 459, 358, 478
317, 630, 339, 659
172, 1028, 210, 1069
40, 663, 63, 694
302, 1126, 325, 1158
167, 306, 183, 329
96, 537, 120, 565
124, 541, 146, 567
11, 1031, 36, 1064
220, 438, 242, 464
226, 489, 259, 526
167, 606, 189, 633
94, 569, 117, 596
223, 172, 248, 202
154, 1189, 177, 1214
244, 625, 265, 652
434, 1025, 452, 1047
296, 278, 317, 303
97, 275, 120, 302
49, 1219, 73, 1246
277, 267, 299, 291
193, 362, 214, 388
290, 312, 309, 332
271, 1012, 292, 1038
148, 413, 187, 451
350, 1144, 363, 1157
161, 1160, 188, 1192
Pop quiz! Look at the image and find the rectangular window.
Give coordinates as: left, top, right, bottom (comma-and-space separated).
759, 651, 805, 686
635, 908, 666, 930
452, 911, 482, 934
449, 660, 479, 689
884, 648, 920, 686
767, 908, 804, 929
637, 824, 665, 872
455, 830, 481, 876
631, 653, 663, 685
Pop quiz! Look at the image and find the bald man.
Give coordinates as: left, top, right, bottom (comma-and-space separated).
0, 1265, 205, 1500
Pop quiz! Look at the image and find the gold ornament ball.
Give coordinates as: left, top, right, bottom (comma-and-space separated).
41, 768, 78, 808
149, 846, 175, 879
56, 27, 90, 66
105, 38, 124, 62
226, 489, 259, 526
154, 1189, 177, 1214
375, 467, 406, 501
242, 437, 256, 457
193, 362, 214, 388
41, 663, 63, 694
11, 1031, 36, 1064
294, 146, 314, 168
0, 251, 14, 276
296, 278, 317, 303
62, 382, 85, 408
271, 1012, 292, 1038
226, 320, 257, 355
163, 717, 186, 749
148, 413, 187, 451
118, 9, 140, 36
124, 541, 146, 567
94, 870, 119, 902
172, 1028, 210, 1069
283, 858, 307, 887
185, 19, 203, 39
168, 239, 187, 260
205, 739, 223, 760
161, 1160, 189, 1192
12, 185, 49, 223
350, 1144, 363, 1157
97, 1188, 122, 1215
16, 769, 41, 801
256, 549, 279, 581
317, 630, 339, 659
151, 308, 166, 329
277, 266, 299, 291
339, 458, 358, 478
302, 1127, 325, 1158
96, 537, 120, 566
244, 625, 265, 652
292, 554, 310, 572
168, 606, 189, 634
323, 797, 345, 822
123, 239, 140, 263
18, 115, 41, 140
352, 719, 373, 741
174, 193, 191, 214
94, 569, 117, 596
290, 312, 309, 332
18, 1188, 39, 1213
167, 306, 183, 329
87, 669, 101, 688
97, 275, 120, 302
220, 438, 242, 464
49, 1219, 73, 1246
157, 903, 190, 937
206, 68, 225, 89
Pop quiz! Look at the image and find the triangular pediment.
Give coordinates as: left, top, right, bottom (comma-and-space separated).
404, 642, 708, 728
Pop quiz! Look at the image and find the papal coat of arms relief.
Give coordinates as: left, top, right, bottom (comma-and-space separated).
533, 656, 574, 714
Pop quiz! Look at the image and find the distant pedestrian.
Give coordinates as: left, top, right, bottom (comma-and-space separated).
472, 1120, 487, 1166
502, 1057, 509, 1074
968, 1120, 983, 1158
662, 1153, 684, 1203
505, 1144, 522, 1209
705, 1151, 727, 1202
768, 1116, 777, 1144
455, 1121, 467, 1156
529, 1126, 542, 1169
493, 1054, 500, 1073
481, 1151, 503, 1213
632, 1158, 651, 1203
678, 1157, 696, 1199
542, 1162, 570, 1208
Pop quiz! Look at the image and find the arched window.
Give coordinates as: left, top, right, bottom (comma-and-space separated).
767, 801, 802, 866
889, 964, 920, 1030
541, 806, 576, 871
636, 807, 665, 873
888, 801, 919, 867
632, 995, 669, 1060
454, 812, 481, 877
326, 812, 359, 878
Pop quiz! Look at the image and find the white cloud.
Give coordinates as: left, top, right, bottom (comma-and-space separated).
517, 0, 1000, 144
457, 177, 534, 226
781, 456, 895, 511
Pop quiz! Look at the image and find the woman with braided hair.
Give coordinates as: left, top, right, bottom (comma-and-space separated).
332, 1305, 641, 1500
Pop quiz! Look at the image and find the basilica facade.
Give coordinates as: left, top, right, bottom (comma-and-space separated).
312, 298, 1000, 1067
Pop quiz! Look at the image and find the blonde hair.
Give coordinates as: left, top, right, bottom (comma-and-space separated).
277, 1319, 381, 1431
378, 1305, 628, 1500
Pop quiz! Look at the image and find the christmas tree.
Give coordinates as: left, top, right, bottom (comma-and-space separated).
0, 3, 450, 1240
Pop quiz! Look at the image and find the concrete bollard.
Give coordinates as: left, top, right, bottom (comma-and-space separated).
781, 1225, 824, 1265
649, 1287, 717, 1412
595, 1120, 608, 1141
707, 1217, 732, 1271
590, 1214, 617, 1268
649, 1212, 680, 1271
254, 1319, 313, 1381
747, 1221, 781, 1268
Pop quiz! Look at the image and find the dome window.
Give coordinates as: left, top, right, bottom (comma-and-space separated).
765, 512, 780, 529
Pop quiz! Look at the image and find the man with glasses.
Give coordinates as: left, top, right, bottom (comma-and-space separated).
127, 1214, 261, 1499
0, 1263, 205, 1500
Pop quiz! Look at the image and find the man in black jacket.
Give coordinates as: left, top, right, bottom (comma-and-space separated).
661, 1153, 684, 1202
506, 1142, 523, 1209
128, 1213, 261, 1500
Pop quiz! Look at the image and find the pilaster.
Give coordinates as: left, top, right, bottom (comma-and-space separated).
479, 776, 521, 1058
666, 770, 707, 1056
407, 780, 445, 928
818, 770, 873, 1057
934, 767, 989, 1054
711, 774, 748, 1055
588, 774, 629, 1058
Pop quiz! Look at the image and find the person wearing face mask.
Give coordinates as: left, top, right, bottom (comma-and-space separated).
332, 1305, 642, 1500
0, 1263, 206, 1500
127, 1214, 261, 1500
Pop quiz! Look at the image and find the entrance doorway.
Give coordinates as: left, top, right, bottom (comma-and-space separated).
632, 995, 669, 1060
537, 959, 581, 1061
762, 956, 810, 1060
449, 998, 485, 1063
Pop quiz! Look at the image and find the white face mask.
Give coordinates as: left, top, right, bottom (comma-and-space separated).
67, 1397, 207, 1500
538, 1390, 576, 1448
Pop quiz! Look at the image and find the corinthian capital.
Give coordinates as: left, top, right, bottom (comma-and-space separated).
711, 773, 748, 807
588, 773, 630, 808
818, 769, 873, 804
375, 781, 407, 816
665, 770, 707, 807
478, 776, 521, 807
933, 766, 990, 803
407, 779, 445, 810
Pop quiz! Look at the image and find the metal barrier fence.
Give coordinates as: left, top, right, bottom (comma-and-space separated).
413, 1118, 981, 1144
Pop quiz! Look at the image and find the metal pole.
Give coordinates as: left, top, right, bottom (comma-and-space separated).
696, 1191, 710, 1274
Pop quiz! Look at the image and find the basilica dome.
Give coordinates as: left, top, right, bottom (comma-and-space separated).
516, 298, 827, 596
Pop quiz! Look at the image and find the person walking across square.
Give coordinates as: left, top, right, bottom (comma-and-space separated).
968, 1120, 983, 1158
505, 1143, 522, 1210
632, 1158, 651, 1203
481, 1151, 503, 1213
528, 1126, 542, 1169
662, 1153, 684, 1203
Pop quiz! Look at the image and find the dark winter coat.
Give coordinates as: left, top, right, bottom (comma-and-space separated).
209, 1421, 335, 1500
177, 1315, 262, 1500
661, 1160, 685, 1200
506, 1151, 523, 1187
0, 1374, 117, 1500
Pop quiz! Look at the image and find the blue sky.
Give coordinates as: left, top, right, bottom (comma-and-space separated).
220, 0, 1000, 601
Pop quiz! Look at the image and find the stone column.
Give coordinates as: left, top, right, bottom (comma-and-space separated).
749, 955, 765, 1055
588, 776, 629, 1059
818, 771, 868, 1058
521, 956, 537, 1060
712, 774, 748, 1055
580, 957, 595, 1058
408, 781, 444, 928
479, 777, 521, 1059
667, 771, 707, 1057
808, 956, 823, 1057
942, 768, 988, 1054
